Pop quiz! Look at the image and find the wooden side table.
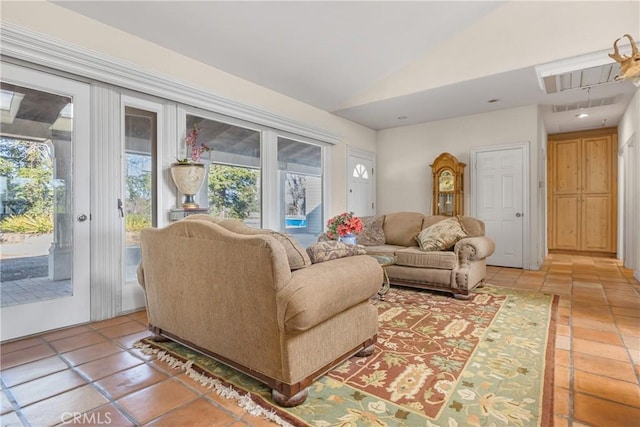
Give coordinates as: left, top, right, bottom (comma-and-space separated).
368, 254, 396, 300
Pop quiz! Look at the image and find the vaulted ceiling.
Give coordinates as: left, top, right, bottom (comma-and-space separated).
54, 1, 639, 133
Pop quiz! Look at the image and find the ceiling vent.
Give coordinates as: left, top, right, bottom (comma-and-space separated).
552, 95, 619, 113
541, 63, 619, 94
535, 48, 622, 94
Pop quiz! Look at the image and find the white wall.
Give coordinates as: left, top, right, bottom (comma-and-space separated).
0, 1, 376, 217
376, 105, 543, 267
617, 88, 640, 280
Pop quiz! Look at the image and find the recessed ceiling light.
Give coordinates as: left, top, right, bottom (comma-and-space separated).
576, 112, 589, 119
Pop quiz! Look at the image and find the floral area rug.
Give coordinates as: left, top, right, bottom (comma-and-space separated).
134, 285, 557, 427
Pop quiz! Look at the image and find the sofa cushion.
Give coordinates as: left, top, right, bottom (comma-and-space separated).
396, 247, 458, 269
459, 216, 484, 237
282, 256, 381, 332
362, 244, 406, 257
216, 218, 312, 270
306, 241, 366, 264
383, 212, 426, 247
415, 217, 468, 251
356, 215, 385, 246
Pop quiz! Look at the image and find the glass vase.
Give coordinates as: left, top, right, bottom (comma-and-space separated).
339, 234, 357, 245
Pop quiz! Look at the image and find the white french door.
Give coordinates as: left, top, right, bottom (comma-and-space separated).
1, 63, 91, 340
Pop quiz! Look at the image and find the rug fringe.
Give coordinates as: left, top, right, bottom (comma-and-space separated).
134, 341, 295, 427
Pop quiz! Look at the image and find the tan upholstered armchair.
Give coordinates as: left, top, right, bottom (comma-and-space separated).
137, 218, 382, 406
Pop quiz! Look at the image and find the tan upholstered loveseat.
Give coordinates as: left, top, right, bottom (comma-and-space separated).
137, 217, 382, 406
358, 212, 495, 299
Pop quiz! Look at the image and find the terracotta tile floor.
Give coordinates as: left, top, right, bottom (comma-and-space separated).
1, 254, 639, 426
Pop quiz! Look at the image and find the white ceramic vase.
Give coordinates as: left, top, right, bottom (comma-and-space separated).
170, 162, 206, 209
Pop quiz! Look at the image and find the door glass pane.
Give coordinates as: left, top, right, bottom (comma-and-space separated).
186, 114, 261, 227
277, 136, 322, 247
124, 107, 156, 282
0, 83, 73, 306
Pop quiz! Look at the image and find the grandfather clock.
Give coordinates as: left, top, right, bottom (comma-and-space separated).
431, 153, 465, 216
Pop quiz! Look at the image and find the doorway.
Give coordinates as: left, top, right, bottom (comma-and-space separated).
470, 142, 529, 268
1, 63, 91, 341
347, 147, 375, 217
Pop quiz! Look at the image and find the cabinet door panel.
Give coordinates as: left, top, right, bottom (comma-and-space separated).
552, 195, 580, 250
583, 137, 612, 194
553, 139, 581, 194
582, 195, 612, 251
548, 132, 616, 255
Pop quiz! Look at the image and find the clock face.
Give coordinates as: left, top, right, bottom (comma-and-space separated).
439, 170, 454, 192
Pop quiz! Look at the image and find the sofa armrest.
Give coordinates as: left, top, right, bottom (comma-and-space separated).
276, 255, 382, 332
454, 236, 495, 263
136, 263, 147, 290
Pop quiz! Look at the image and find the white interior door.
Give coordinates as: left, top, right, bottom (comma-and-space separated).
347, 149, 375, 217
1, 63, 91, 340
472, 144, 528, 268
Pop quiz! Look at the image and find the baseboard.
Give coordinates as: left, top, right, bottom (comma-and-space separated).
548, 250, 616, 258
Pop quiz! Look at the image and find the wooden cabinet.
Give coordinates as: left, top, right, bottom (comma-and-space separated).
548, 129, 617, 254
431, 153, 465, 216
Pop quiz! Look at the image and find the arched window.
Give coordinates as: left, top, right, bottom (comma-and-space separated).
352, 163, 368, 179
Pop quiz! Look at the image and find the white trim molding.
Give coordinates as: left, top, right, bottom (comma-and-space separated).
0, 22, 341, 145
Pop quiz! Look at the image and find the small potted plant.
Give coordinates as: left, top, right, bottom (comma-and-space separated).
326, 212, 363, 245
171, 124, 210, 209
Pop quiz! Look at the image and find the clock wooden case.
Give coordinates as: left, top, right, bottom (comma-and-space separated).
430, 152, 466, 216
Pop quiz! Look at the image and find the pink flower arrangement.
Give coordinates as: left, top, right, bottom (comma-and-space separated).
326, 212, 363, 239
183, 123, 209, 163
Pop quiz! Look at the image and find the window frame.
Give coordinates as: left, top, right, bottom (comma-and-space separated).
179, 105, 332, 232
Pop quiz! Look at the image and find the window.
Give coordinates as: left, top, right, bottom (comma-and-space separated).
353, 163, 369, 179
124, 107, 156, 282
186, 114, 261, 226
277, 136, 322, 247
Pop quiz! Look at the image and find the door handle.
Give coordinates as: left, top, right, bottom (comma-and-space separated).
117, 198, 125, 218
77, 214, 88, 222
516, 212, 523, 217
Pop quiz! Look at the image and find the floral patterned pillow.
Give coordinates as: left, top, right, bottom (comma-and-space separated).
356, 215, 386, 246
415, 217, 468, 251
306, 241, 366, 264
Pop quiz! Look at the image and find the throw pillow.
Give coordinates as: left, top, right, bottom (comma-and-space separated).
415, 217, 468, 251
356, 215, 386, 246
269, 232, 312, 270
306, 241, 366, 264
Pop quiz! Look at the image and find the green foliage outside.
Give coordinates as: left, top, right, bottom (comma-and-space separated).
126, 213, 151, 231
208, 164, 259, 220
0, 139, 54, 234
0, 214, 53, 233
125, 154, 152, 232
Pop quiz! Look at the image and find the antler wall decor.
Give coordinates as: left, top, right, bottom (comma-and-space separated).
609, 34, 640, 86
